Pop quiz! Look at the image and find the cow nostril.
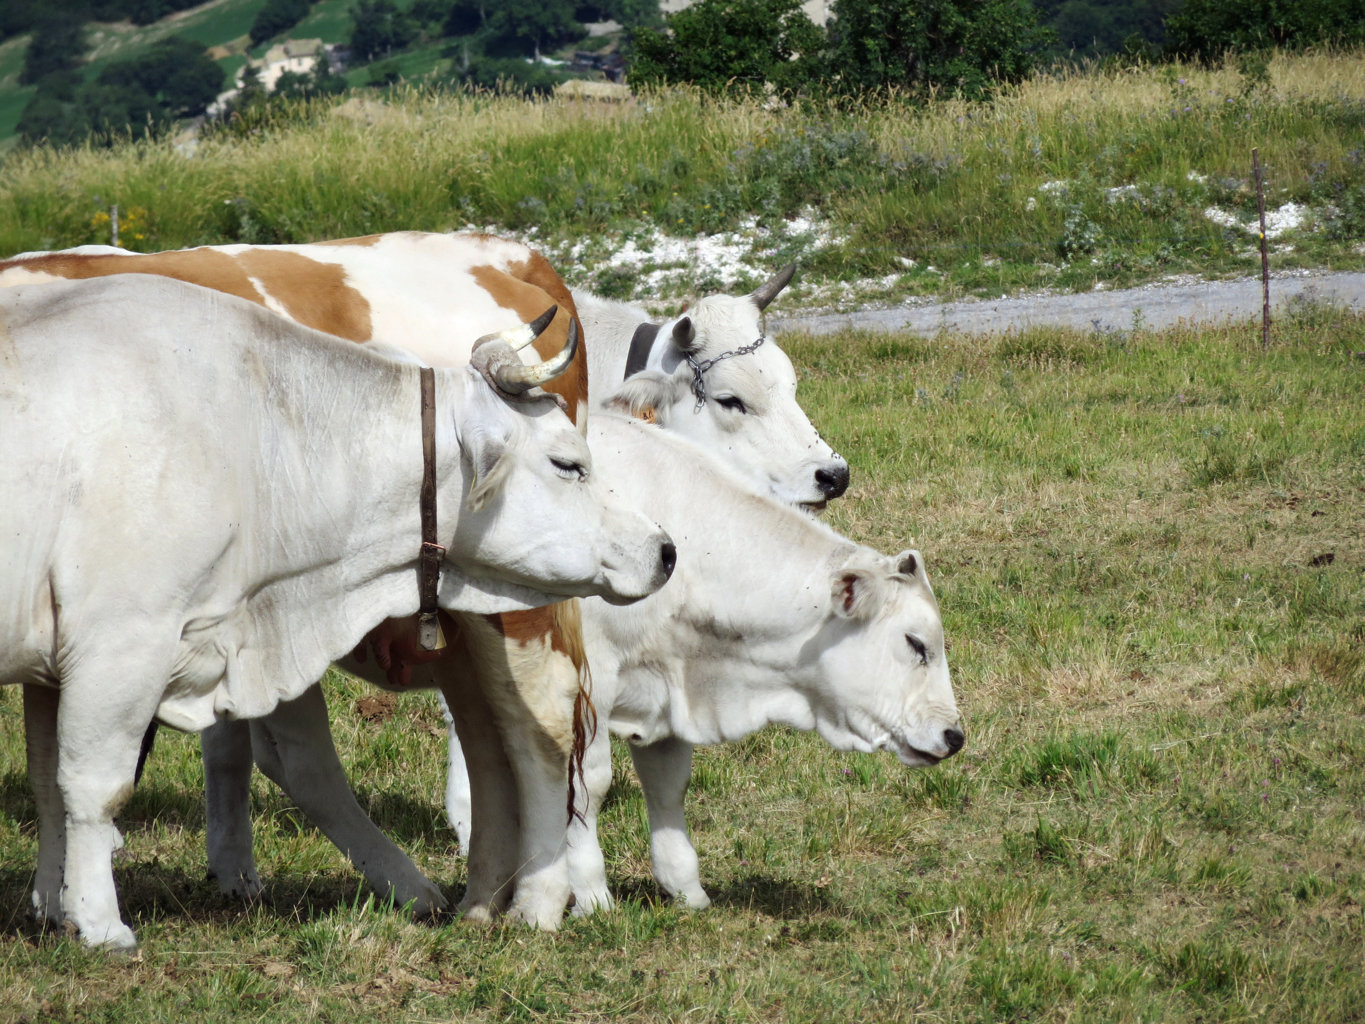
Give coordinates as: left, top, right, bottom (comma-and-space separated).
943, 727, 965, 755
815, 463, 850, 499
660, 541, 677, 578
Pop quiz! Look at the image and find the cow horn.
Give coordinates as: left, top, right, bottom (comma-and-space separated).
474, 304, 558, 355
471, 311, 577, 396
750, 263, 797, 311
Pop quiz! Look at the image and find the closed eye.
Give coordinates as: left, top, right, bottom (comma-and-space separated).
715, 395, 747, 414
551, 457, 587, 480
906, 634, 929, 665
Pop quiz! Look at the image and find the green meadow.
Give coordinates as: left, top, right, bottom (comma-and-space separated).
0, 47, 1363, 1024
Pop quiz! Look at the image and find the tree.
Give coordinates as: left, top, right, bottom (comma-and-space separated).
825, 0, 1051, 100
443, 0, 485, 37
18, 34, 222, 148
349, 0, 418, 62
629, 0, 825, 95
19, 16, 86, 86
483, 0, 583, 57
98, 35, 224, 116
1163, 0, 1365, 61
250, 0, 314, 47
16, 90, 88, 147
1, 1, 43, 44
574, 0, 662, 28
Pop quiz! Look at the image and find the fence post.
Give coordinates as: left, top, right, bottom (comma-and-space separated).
111, 205, 119, 248
1252, 148, 1270, 351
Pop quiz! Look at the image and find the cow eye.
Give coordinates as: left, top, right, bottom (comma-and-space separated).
905, 634, 929, 665
550, 457, 586, 480
715, 395, 747, 414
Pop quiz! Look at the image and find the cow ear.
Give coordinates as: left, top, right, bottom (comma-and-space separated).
891, 548, 936, 598
603, 371, 688, 423
671, 316, 698, 354
465, 439, 510, 511
458, 413, 512, 512
831, 567, 884, 620
893, 550, 920, 579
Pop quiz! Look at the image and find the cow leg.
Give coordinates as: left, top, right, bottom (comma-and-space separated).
53, 659, 165, 950
202, 718, 264, 900
248, 683, 446, 916
437, 667, 520, 922
23, 684, 65, 925
454, 614, 578, 930
630, 738, 711, 910
566, 724, 614, 916
483, 652, 578, 931
437, 692, 473, 853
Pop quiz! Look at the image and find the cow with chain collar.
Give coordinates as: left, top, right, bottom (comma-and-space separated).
440, 268, 852, 856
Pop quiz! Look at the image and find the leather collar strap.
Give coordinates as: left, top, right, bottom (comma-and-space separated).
623, 322, 661, 379
417, 366, 444, 651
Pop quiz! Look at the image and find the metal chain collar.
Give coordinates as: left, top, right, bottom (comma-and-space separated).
685, 334, 766, 410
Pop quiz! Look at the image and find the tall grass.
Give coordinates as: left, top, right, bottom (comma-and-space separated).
2, 48, 1362, 304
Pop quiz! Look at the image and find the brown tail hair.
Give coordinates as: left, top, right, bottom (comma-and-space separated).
553, 598, 597, 827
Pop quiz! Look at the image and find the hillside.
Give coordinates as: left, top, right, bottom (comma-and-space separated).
0, 0, 401, 146
0, 0, 1200, 149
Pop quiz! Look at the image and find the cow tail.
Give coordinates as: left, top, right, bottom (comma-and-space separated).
135, 720, 159, 786
555, 599, 597, 828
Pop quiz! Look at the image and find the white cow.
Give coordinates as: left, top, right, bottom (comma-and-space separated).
579, 267, 850, 510
0, 233, 606, 927
564, 415, 961, 912
0, 275, 673, 949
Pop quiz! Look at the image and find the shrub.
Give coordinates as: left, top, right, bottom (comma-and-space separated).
825, 0, 1052, 101
629, 0, 825, 96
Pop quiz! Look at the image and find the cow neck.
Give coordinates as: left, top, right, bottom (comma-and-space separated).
417, 366, 444, 650
623, 321, 661, 379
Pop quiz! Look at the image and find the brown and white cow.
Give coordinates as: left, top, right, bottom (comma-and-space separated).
0, 233, 606, 927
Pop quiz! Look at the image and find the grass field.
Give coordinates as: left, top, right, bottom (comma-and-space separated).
1, 302, 1361, 1022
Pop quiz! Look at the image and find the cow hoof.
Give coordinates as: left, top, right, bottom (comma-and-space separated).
30, 892, 63, 926
507, 905, 561, 932
392, 881, 448, 918
215, 870, 265, 902
673, 889, 712, 912
81, 920, 139, 952
568, 890, 613, 917
456, 899, 495, 925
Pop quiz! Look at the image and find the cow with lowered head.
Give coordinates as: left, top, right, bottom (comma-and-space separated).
0, 274, 673, 949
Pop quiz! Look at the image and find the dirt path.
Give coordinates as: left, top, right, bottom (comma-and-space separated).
772, 270, 1365, 337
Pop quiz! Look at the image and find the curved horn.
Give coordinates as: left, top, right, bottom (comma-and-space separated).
471, 304, 558, 357
472, 314, 578, 396
750, 263, 797, 312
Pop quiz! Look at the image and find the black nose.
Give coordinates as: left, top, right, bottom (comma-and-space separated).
660, 541, 677, 579
943, 727, 965, 756
815, 462, 850, 500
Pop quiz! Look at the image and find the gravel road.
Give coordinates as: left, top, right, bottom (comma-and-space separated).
772, 269, 1365, 337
